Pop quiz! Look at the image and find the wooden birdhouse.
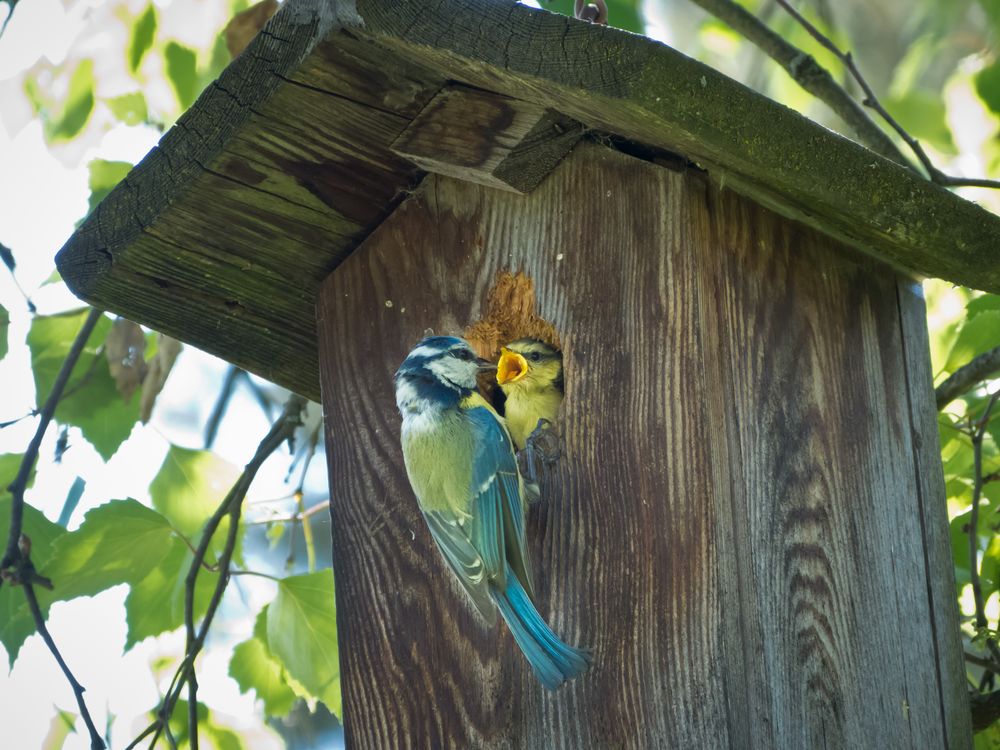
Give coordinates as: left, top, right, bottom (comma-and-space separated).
56, 0, 998, 746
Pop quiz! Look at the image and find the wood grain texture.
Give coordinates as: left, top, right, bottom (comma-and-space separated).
319, 143, 728, 748
698, 183, 968, 749
317, 142, 969, 747
391, 85, 583, 193
896, 279, 974, 748
56, 9, 445, 399
56, 0, 1000, 405
348, 0, 1000, 293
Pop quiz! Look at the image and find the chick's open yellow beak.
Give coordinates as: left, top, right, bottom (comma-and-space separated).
496, 348, 528, 385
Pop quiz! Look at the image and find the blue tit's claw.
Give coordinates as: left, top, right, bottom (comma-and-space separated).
527, 418, 562, 466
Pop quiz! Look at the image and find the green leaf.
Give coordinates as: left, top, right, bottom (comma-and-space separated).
41, 707, 77, 750
267, 570, 340, 719
86, 160, 132, 216
0, 453, 34, 493
981, 535, 1000, 597
47, 60, 95, 142
0, 303, 8, 361
167, 700, 247, 750
28, 309, 140, 460
944, 310, 1000, 374
202, 32, 231, 86
105, 92, 148, 126
44, 499, 174, 601
128, 4, 157, 73
977, 58, 1000, 117
884, 90, 956, 155
165, 41, 199, 110
230, 610, 297, 717
124, 535, 219, 650
968, 294, 1000, 320
149, 445, 240, 560
0, 498, 66, 667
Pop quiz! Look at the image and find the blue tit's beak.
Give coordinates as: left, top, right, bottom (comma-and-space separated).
477, 356, 497, 372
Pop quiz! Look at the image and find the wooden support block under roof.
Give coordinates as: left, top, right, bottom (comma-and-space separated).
55, 0, 1000, 399
390, 85, 584, 193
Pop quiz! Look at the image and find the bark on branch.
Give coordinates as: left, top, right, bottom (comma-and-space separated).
936, 346, 1000, 410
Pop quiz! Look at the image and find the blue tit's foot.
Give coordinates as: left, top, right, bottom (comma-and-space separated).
517, 419, 562, 497
526, 418, 562, 466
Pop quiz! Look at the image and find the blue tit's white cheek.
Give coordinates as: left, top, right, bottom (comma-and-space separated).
428, 357, 476, 390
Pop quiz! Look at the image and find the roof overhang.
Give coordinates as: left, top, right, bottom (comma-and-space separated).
56, 0, 1000, 399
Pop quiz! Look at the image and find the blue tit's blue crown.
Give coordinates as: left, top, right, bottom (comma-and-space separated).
395, 336, 479, 414
396, 336, 467, 374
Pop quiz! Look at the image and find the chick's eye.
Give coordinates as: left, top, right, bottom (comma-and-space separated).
528, 352, 541, 362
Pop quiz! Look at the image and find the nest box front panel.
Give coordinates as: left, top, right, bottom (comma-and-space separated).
316, 142, 961, 749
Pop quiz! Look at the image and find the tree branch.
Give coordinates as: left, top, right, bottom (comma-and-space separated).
0, 307, 106, 747
969, 392, 1000, 671
23, 581, 105, 749
936, 346, 1000, 410
3, 307, 102, 574
684, 0, 909, 165
133, 394, 306, 749
771, 0, 1000, 189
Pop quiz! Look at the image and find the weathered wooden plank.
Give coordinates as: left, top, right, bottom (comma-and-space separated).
55, 2, 445, 399
698, 181, 963, 748
896, 279, 974, 748
292, 34, 444, 119
318, 142, 967, 747
317, 143, 729, 748
56, 0, 1000, 402
347, 0, 1000, 293
391, 85, 583, 193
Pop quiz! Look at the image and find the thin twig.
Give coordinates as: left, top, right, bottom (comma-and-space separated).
173, 530, 219, 572
0, 0, 18, 41
203, 366, 241, 450
970, 392, 1000, 673
246, 499, 331, 526
2, 307, 102, 575
685, 0, 908, 165
772, 0, 1000, 189
136, 394, 306, 749
936, 345, 1000, 410
23, 582, 105, 749
967, 650, 1000, 672
123, 721, 157, 750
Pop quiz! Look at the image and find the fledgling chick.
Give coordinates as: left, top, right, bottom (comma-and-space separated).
395, 336, 589, 690
495, 338, 564, 452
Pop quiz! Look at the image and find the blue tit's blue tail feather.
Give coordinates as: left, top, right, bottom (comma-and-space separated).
491, 562, 591, 690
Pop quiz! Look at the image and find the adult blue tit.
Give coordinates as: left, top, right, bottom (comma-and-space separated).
394, 335, 589, 690
495, 338, 564, 451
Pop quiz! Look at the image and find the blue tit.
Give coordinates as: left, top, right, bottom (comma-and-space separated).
495, 338, 564, 451
394, 335, 589, 689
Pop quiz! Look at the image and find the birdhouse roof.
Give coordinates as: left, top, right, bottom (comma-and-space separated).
56, 0, 1000, 400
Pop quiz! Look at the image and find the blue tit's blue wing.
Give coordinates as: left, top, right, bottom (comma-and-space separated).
465, 406, 535, 600
422, 509, 497, 624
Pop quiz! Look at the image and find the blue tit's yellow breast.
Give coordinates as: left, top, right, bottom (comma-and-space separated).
400, 410, 476, 515
503, 386, 563, 450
